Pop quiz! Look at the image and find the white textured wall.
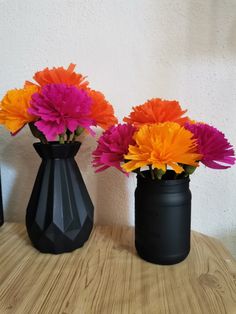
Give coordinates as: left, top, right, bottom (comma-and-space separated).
0, 0, 236, 256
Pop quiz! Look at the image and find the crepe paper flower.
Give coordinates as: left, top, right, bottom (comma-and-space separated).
123, 98, 190, 128
0, 85, 39, 134
92, 124, 136, 173
185, 123, 235, 169
88, 90, 118, 130
25, 63, 89, 91
122, 122, 201, 174
29, 84, 95, 141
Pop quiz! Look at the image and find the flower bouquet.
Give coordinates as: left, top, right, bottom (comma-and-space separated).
0, 64, 117, 253
93, 98, 235, 264
0, 63, 117, 142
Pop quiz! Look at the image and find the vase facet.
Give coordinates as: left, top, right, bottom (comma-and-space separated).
26, 142, 94, 254
135, 170, 191, 265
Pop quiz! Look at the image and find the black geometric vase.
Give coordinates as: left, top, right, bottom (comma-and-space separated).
135, 170, 191, 265
26, 142, 94, 254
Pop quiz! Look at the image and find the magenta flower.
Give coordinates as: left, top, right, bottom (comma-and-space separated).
185, 123, 235, 169
92, 124, 136, 173
29, 84, 95, 140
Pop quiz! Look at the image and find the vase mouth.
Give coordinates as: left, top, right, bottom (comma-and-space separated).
33, 141, 81, 159
137, 170, 190, 185
33, 141, 81, 146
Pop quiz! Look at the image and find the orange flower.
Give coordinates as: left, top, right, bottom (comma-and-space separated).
0, 85, 39, 133
88, 90, 118, 130
24, 64, 118, 130
122, 122, 201, 173
123, 98, 190, 128
25, 63, 89, 90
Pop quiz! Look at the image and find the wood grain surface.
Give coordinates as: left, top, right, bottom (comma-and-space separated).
0, 223, 235, 314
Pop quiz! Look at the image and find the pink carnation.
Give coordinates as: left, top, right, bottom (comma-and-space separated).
29, 84, 95, 140
185, 123, 235, 169
92, 124, 136, 173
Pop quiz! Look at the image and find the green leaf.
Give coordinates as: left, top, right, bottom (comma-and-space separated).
75, 127, 84, 137
28, 122, 47, 144
154, 168, 165, 180
184, 165, 197, 176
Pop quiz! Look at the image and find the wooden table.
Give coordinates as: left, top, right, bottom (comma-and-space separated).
0, 223, 235, 314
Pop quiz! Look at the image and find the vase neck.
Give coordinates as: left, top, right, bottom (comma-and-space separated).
33, 142, 81, 159
136, 170, 190, 192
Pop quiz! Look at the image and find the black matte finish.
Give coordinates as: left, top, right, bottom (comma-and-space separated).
0, 174, 3, 227
135, 170, 191, 265
26, 142, 94, 254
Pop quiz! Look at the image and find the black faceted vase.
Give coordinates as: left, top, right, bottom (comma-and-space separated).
26, 142, 94, 254
135, 170, 191, 265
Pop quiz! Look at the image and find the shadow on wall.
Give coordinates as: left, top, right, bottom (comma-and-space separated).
94, 167, 130, 226
217, 231, 236, 259
75, 132, 132, 226
75, 133, 97, 218
1, 131, 39, 222
187, 1, 236, 56
76, 129, 133, 226
184, 1, 236, 257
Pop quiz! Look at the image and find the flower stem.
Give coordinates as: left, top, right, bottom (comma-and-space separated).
66, 130, 71, 143
137, 168, 145, 178
76, 127, 84, 137
154, 168, 165, 180
28, 122, 48, 144
72, 127, 84, 142
59, 134, 65, 144
149, 165, 155, 180
184, 165, 196, 176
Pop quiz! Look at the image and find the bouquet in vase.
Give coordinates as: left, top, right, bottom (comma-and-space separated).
0, 63, 118, 254
93, 98, 235, 179
93, 98, 235, 265
0, 63, 118, 142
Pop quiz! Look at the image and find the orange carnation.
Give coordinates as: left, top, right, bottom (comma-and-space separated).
24, 64, 118, 131
88, 90, 118, 130
122, 122, 201, 174
123, 98, 190, 128
25, 63, 89, 90
0, 85, 38, 133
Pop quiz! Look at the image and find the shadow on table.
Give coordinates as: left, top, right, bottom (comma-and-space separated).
94, 224, 137, 258
216, 231, 236, 259
14, 223, 32, 246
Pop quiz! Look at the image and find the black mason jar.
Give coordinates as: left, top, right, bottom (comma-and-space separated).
135, 170, 191, 265
26, 142, 94, 254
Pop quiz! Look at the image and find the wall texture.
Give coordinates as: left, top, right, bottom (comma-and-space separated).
0, 0, 236, 256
